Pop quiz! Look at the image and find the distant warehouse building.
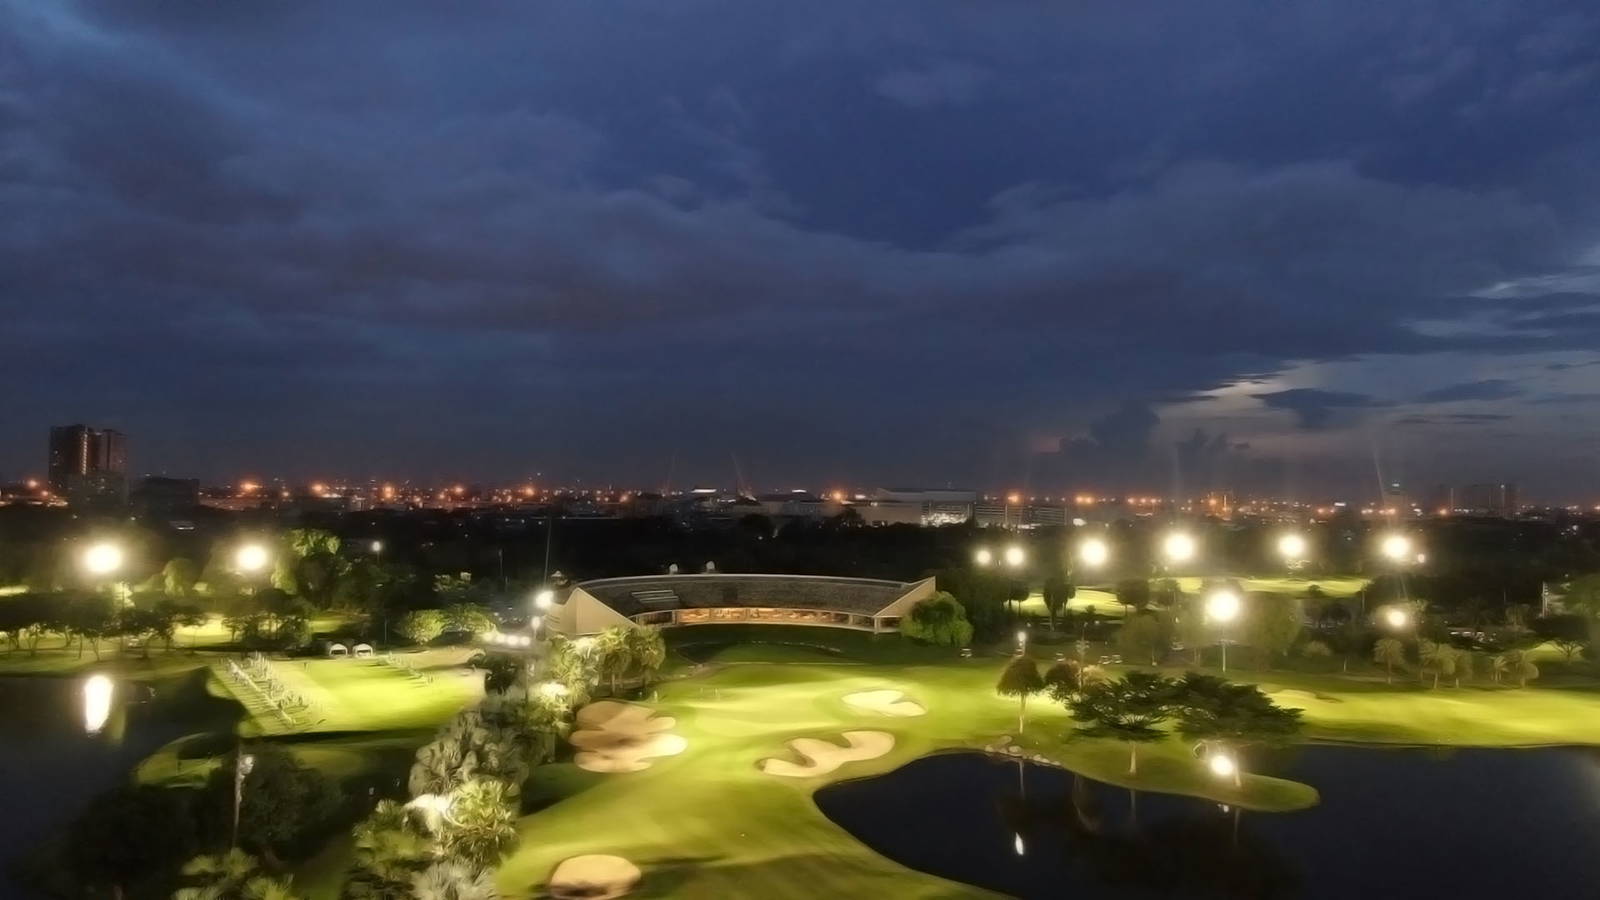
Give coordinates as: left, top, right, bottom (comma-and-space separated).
545, 573, 936, 636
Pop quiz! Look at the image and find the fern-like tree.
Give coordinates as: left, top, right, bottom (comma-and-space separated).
1170, 673, 1302, 788
439, 779, 518, 871
1067, 671, 1176, 776
1373, 637, 1406, 684
173, 850, 299, 900
409, 862, 499, 900
996, 656, 1045, 733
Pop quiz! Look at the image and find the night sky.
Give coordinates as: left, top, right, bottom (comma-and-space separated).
4, 1, 1598, 498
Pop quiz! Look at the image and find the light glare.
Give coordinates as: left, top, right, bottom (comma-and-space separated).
83, 675, 113, 735
1079, 538, 1109, 568
1163, 532, 1197, 563
83, 542, 123, 576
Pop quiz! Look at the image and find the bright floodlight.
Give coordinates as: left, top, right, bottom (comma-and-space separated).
1277, 533, 1308, 561
235, 543, 270, 573
82, 542, 123, 576
1003, 545, 1026, 568
974, 547, 994, 566
1207, 751, 1237, 779
1206, 590, 1241, 623
534, 589, 555, 611
370, 540, 384, 554
1079, 537, 1109, 568
1383, 607, 1410, 629
1014, 833, 1025, 857
83, 674, 113, 735
1163, 532, 1197, 563
1380, 534, 1413, 561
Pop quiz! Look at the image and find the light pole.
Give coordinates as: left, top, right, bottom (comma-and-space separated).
1205, 589, 1241, 672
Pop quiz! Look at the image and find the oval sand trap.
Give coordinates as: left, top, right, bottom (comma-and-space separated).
843, 689, 926, 717
548, 854, 641, 900
760, 730, 894, 778
572, 701, 686, 773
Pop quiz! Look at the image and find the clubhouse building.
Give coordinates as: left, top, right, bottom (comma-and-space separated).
543, 573, 936, 637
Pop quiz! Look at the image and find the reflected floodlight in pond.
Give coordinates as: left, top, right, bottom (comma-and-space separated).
83, 674, 113, 735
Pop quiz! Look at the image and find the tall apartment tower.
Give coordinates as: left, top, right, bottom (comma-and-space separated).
48, 424, 128, 505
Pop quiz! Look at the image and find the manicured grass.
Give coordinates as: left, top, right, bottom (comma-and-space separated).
211, 648, 482, 737
1173, 575, 1368, 597
1017, 588, 1123, 620
491, 637, 1318, 899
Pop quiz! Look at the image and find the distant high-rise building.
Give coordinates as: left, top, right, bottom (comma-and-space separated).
48, 424, 128, 506
1452, 483, 1519, 518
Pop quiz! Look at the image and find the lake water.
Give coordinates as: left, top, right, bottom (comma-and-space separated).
816, 746, 1600, 899
0, 673, 231, 895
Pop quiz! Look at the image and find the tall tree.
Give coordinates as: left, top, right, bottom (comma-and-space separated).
1116, 613, 1163, 666
1065, 671, 1176, 776
1170, 673, 1302, 787
1417, 640, 1457, 689
901, 591, 972, 647
996, 656, 1045, 733
1041, 576, 1075, 632
1373, 637, 1406, 684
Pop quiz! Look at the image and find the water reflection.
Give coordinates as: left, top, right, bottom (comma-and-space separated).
817, 747, 1600, 900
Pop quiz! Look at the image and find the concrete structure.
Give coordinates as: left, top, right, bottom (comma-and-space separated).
546, 573, 936, 636
856, 488, 975, 526
48, 424, 127, 506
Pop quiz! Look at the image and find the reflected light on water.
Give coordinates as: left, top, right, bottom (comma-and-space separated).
83, 675, 113, 735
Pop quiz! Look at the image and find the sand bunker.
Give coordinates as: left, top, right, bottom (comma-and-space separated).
843, 690, 926, 717
572, 701, 687, 773
760, 730, 894, 778
548, 854, 641, 900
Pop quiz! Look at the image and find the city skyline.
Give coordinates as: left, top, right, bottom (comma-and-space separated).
4, 1, 1599, 497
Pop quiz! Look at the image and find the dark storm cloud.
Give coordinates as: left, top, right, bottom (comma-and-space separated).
3, 0, 1600, 492
1416, 379, 1525, 402
1252, 390, 1395, 430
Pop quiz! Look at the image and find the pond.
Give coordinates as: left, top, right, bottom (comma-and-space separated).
816, 745, 1600, 899
0, 672, 233, 893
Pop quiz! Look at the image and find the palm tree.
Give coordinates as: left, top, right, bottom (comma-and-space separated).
996, 656, 1045, 733
1453, 650, 1475, 687
1418, 640, 1456, 690
597, 627, 637, 695
1489, 653, 1509, 685
173, 850, 298, 900
1503, 649, 1540, 688
440, 779, 518, 870
626, 626, 667, 688
410, 862, 500, 900
1373, 637, 1406, 684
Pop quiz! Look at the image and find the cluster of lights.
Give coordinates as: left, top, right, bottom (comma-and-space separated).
974, 545, 1027, 567
487, 632, 534, 648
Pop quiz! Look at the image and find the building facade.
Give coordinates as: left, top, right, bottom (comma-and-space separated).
48, 424, 128, 506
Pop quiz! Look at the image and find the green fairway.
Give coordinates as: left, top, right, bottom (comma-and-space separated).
1017, 587, 1123, 620
1173, 575, 1367, 597
489, 634, 1317, 900
210, 648, 482, 737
